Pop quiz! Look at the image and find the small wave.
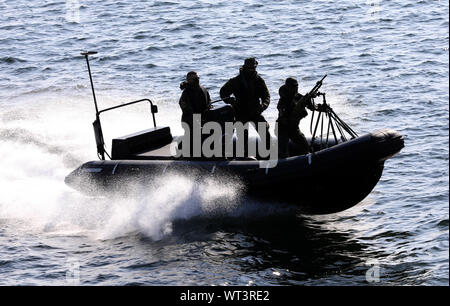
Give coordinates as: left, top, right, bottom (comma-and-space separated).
40, 2, 60, 8
123, 262, 159, 270
401, 2, 414, 8
145, 46, 162, 51
134, 34, 148, 40
369, 230, 414, 240
171, 43, 189, 48
245, 24, 268, 31
321, 57, 343, 62
291, 49, 307, 55
374, 109, 396, 116
152, 1, 178, 7
192, 34, 205, 39
0, 260, 13, 268
99, 38, 119, 44
0, 57, 26, 64
0, 25, 25, 31
168, 24, 200, 32
437, 219, 449, 228
32, 243, 60, 250
263, 53, 285, 58
98, 55, 122, 62
418, 60, 441, 66
98, 12, 114, 18
14, 66, 38, 73
381, 66, 397, 72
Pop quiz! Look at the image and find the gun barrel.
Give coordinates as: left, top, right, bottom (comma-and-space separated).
309, 75, 327, 95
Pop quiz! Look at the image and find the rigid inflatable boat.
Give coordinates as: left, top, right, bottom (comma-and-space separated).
65, 52, 404, 214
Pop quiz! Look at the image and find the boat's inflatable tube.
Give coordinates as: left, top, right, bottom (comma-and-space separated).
65, 128, 404, 214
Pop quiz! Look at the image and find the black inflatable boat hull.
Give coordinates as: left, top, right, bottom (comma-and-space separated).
65, 129, 404, 214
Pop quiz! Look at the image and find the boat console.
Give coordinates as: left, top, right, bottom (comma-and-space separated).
111, 126, 173, 159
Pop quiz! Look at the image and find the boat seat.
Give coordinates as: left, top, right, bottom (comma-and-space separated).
133, 142, 177, 160
111, 126, 173, 159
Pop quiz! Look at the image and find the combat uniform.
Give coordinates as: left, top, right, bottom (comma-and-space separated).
276, 79, 310, 158
179, 72, 211, 156
220, 58, 271, 153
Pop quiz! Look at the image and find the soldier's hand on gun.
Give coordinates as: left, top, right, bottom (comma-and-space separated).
223, 96, 236, 105
297, 95, 312, 108
316, 103, 328, 112
293, 93, 302, 101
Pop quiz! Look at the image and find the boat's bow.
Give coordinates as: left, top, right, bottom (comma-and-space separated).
369, 128, 405, 161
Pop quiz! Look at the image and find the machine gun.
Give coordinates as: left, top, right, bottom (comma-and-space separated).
288, 75, 358, 152
289, 75, 327, 127
306, 74, 327, 106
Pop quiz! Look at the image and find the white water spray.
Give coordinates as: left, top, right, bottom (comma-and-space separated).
0, 92, 280, 241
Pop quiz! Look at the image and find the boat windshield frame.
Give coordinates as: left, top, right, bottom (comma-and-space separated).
97, 98, 158, 128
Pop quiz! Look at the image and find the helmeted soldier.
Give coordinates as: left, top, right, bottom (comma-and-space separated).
179, 71, 211, 155
275, 77, 312, 158
179, 71, 211, 127
220, 58, 271, 153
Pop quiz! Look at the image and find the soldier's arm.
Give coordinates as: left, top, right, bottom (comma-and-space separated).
277, 87, 287, 112
277, 98, 288, 117
220, 79, 234, 100
206, 89, 212, 109
179, 91, 193, 115
259, 79, 270, 111
303, 94, 316, 111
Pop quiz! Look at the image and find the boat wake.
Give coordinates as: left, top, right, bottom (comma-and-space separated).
0, 98, 295, 241
0, 153, 292, 241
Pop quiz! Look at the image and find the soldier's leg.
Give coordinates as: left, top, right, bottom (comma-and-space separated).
252, 114, 271, 150
180, 118, 194, 157
275, 120, 289, 158
289, 127, 310, 155
233, 114, 249, 158
243, 121, 250, 157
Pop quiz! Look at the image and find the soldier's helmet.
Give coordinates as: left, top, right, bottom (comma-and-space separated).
186, 71, 199, 81
243, 57, 258, 69
285, 77, 298, 88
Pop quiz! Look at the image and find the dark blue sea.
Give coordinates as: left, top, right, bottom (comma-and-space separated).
0, 0, 448, 285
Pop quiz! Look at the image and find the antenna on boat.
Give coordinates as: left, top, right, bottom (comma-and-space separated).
81, 51, 108, 160
81, 51, 99, 114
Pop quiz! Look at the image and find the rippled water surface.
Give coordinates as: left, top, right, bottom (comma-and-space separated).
0, 0, 448, 285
